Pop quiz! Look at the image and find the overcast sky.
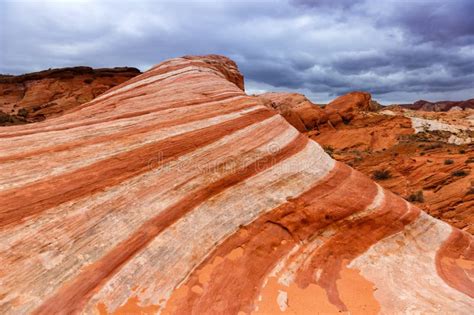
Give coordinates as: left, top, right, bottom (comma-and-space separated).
1, 0, 473, 103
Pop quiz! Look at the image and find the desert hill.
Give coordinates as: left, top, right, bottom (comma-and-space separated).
260, 92, 474, 234
395, 99, 474, 112
0, 66, 141, 125
0, 55, 472, 314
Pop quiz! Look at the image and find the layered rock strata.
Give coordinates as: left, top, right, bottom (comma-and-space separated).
0, 55, 472, 314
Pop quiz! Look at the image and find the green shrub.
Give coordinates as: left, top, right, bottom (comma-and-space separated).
407, 190, 424, 203
452, 170, 468, 177
0, 111, 12, 123
17, 108, 28, 117
373, 169, 391, 180
323, 145, 335, 158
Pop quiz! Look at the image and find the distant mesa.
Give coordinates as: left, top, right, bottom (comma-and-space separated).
0, 66, 141, 126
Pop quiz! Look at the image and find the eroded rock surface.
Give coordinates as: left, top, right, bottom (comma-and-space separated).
259, 92, 326, 131
0, 66, 141, 125
259, 91, 473, 234
0, 55, 472, 314
324, 91, 379, 125
259, 91, 379, 132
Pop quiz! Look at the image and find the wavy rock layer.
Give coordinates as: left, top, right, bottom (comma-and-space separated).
0, 55, 472, 314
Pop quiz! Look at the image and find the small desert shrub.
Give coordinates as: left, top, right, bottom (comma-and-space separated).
452, 170, 468, 177
373, 169, 391, 180
17, 108, 28, 117
84, 78, 93, 84
466, 157, 474, 164
407, 190, 424, 203
323, 145, 334, 158
444, 159, 454, 165
0, 111, 12, 123
467, 187, 474, 195
459, 149, 466, 154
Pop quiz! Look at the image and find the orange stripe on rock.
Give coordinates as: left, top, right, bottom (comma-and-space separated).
294, 191, 420, 311
0, 97, 254, 163
0, 92, 243, 139
163, 162, 363, 314
32, 132, 308, 315
436, 228, 474, 297
0, 108, 275, 228
163, 165, 420, 314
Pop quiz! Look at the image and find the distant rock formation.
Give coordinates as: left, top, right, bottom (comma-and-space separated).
259, 90, 473, 234
0, 66, 141, 125
324, 91, 378, 125
259, 91, 379, 132
0, 55, 472, 314
259, 92, 326, 131
397, 99, 474, 112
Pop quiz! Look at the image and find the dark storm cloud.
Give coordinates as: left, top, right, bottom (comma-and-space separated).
293, 0, 364, 10
331, 54, 391, 75
382, 0, 474, 45
0, 0, 472, 103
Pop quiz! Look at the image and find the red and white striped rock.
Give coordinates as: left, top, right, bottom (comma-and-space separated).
0, 55, 472, 314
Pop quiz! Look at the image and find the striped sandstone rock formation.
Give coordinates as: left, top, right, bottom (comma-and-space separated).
0, 55, 472, 314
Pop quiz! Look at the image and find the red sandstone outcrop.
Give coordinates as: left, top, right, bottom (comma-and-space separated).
333, 138, 473, 232
315, 112, 473, 233
0, 66, 141, 125
324, 91, 378, 125
259, 92, 327, 131
259, 91, 380, 132
183, 54, 244, 91
312, 112, 414, 151
0, 55, 472, 314
259, 91, 473, 233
